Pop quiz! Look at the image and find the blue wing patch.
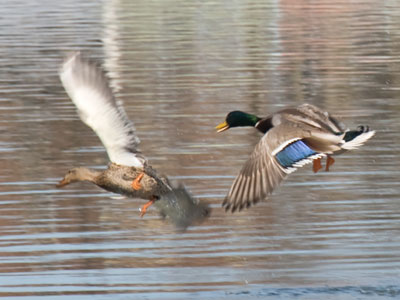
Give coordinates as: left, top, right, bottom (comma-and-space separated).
275, 140, 317, 168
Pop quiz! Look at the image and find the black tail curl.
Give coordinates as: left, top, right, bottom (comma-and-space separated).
344, 125, 370, 142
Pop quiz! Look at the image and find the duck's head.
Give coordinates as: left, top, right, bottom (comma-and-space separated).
216, 111, 261, 132
56, 167, 96, 188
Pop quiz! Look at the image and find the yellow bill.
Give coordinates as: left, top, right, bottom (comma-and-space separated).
215, 121, 229, 132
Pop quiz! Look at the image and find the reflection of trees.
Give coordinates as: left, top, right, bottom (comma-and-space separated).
278, 0, 400, 114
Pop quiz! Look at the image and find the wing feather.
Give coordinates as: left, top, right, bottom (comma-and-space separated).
222, 103, 373, 212
59, 52, 146, 167
223, 123, 325, 212
223, 129, 288, 212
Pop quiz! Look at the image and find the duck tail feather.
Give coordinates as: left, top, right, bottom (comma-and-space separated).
341, 126, 375, 150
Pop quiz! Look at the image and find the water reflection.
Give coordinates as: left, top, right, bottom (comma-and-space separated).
0, 0, 399, 299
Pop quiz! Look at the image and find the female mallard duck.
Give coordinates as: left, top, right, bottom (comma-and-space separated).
57, 52, 175, 217
216, 104, 375, 212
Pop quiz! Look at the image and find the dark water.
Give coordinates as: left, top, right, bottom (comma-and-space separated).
0, 0, 399, 299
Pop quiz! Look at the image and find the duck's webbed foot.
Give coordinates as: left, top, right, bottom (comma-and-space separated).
139, 196, 156, 218
325, 155, 335, 171
313, 158, 323, 173
131, 172, 144, 190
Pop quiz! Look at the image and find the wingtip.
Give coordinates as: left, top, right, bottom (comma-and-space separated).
60, 51, 81, 74
222, 195, 262, 213
65, 51, 81, 62
222, 201, 231, 212
222, 200, 239, 213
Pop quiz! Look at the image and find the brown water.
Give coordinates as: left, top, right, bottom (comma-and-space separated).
0, 0, 399, 299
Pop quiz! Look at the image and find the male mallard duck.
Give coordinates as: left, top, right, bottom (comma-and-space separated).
57, 52, 177, 217
216, 104, 375, 212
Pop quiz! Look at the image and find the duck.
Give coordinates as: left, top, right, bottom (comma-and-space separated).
216, 104, 375, 212
57, 52, 194, 218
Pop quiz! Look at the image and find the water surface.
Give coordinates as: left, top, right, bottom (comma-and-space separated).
0, 0, 399, 299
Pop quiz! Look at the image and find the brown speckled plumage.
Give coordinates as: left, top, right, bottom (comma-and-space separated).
96, 163, 171, 199
58, 163, 171, 199
56, 53, 210, 225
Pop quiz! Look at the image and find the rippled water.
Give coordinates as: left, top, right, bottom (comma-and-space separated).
0, 0, 399, 299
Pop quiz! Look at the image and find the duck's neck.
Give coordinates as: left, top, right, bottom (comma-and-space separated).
254, 117, 273, 134
57, 167, 103, 188
74, 167, 102, 183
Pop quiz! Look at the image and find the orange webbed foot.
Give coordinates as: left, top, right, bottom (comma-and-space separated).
313, 158, 323, 173
139, 198, 155, 218
132, 172, 145, 190
325, 156, 335, 172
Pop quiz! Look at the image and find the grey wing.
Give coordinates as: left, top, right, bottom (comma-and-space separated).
296, 103, 347, 133
222, 123, 328, 213
59, 52, 146, 167
222, 129, 289, 213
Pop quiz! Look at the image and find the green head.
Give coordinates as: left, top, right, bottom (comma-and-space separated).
216, 111, 261, 132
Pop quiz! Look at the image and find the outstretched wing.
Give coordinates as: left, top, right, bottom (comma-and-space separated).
59, 52, 146, 167
223, 124, 325, 212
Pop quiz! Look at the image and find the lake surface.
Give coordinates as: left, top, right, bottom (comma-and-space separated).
0, 0, 399, 299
